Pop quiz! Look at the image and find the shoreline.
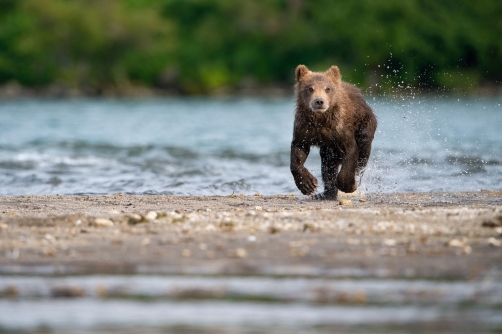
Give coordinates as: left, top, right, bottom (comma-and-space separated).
0, 191, 501, 279
1, 81, 502, 99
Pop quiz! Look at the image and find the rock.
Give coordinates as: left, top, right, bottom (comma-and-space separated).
487, 237, 501, 247
44, 234, 56, 241
0, 223, 8, 230
446, 239, 464, 247
268, 226, 280, 234
482, 216, 502, 228
247, 235, 257, 242
205, 224, 216, 231
93, 218, 114, 227
339, 199, 352, 206
145, 211, 158, 221
51, 286, 85, 298
383, 239, 397, 247
182, 249, 191, 257
128, 214, 143, 225
219, 221, 234, 231
42, 246, 57, 257
182, 224, 191, 234
4, 285, 18, 297
255, 206, 263, 211
303, 223, 319, 232
359, 199, 367, 203
235, 248, 247, 258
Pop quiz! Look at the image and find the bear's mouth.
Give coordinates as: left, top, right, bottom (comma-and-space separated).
310, 106, 328, 112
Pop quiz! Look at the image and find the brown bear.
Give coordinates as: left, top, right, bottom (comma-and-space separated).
290, 64, 377, 199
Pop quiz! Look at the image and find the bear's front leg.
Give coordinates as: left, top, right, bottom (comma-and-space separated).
316, 145, 343, 200
336, 140, 358, 193
290, 142, 318, 195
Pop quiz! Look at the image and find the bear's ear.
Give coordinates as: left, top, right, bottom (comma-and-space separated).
326, 66, 341, 84
295, 64, 310, 82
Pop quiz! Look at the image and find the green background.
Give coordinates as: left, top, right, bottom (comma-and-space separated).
0, 0, 500, 94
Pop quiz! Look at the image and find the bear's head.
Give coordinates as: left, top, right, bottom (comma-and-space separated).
295, 65, 342, 113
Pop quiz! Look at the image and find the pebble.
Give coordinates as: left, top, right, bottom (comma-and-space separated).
359, 199, 367, 203
51, 286, 85, 298
247, 235, 257, 242
93, 218, 114, 227
145, 211, 158, 221
205, 224, 216, 231
303, 223, 319, 232
255, 206, 263, 211
4, 285, 18, 297
383, 239, 397, 247
481, 216, 502, 228
487, 237, 501, 247
339, 200, 352, 206
128, 214, 143, 224
42, 246, 57, 257
446, 239, 464, 247
182, 249, 191, 257
235, 248, 247, 258
0, 223, 8, 230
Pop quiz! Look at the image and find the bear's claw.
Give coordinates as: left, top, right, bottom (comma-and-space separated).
310, 191, 338, 201
296, 173, 318, 195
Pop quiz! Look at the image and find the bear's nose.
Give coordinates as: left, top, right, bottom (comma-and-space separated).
314, 99, 324, 106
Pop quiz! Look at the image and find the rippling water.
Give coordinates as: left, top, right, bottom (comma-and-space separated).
0, 96, 500, 195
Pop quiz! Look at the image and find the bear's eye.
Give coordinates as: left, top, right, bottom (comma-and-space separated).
308, 87, 314, 93
325, 87, 331, 93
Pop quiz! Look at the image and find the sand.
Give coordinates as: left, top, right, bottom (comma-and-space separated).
0, 191, 501, 279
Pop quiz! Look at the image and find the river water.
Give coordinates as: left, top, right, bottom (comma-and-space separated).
0, 96, 500, 196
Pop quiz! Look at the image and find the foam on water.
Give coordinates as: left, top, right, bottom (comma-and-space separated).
0, 97, 500, 195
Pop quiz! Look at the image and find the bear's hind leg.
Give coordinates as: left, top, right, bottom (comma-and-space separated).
312, 146, 342, 200
355, 122, 376, 178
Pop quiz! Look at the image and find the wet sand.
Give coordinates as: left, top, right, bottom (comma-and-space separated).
0, 191, 501, 279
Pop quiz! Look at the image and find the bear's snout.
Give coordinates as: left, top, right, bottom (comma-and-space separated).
310, 98, 328, 111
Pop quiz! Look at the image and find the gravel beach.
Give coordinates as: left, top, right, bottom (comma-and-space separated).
1, 191, 501, 279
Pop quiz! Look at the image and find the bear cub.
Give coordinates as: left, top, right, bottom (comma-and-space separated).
290, 65, 377, 199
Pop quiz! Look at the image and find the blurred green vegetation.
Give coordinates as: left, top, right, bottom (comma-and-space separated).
0, 0, 500, 95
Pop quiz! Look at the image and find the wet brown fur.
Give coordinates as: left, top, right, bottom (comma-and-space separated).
291, 65, 377, 199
